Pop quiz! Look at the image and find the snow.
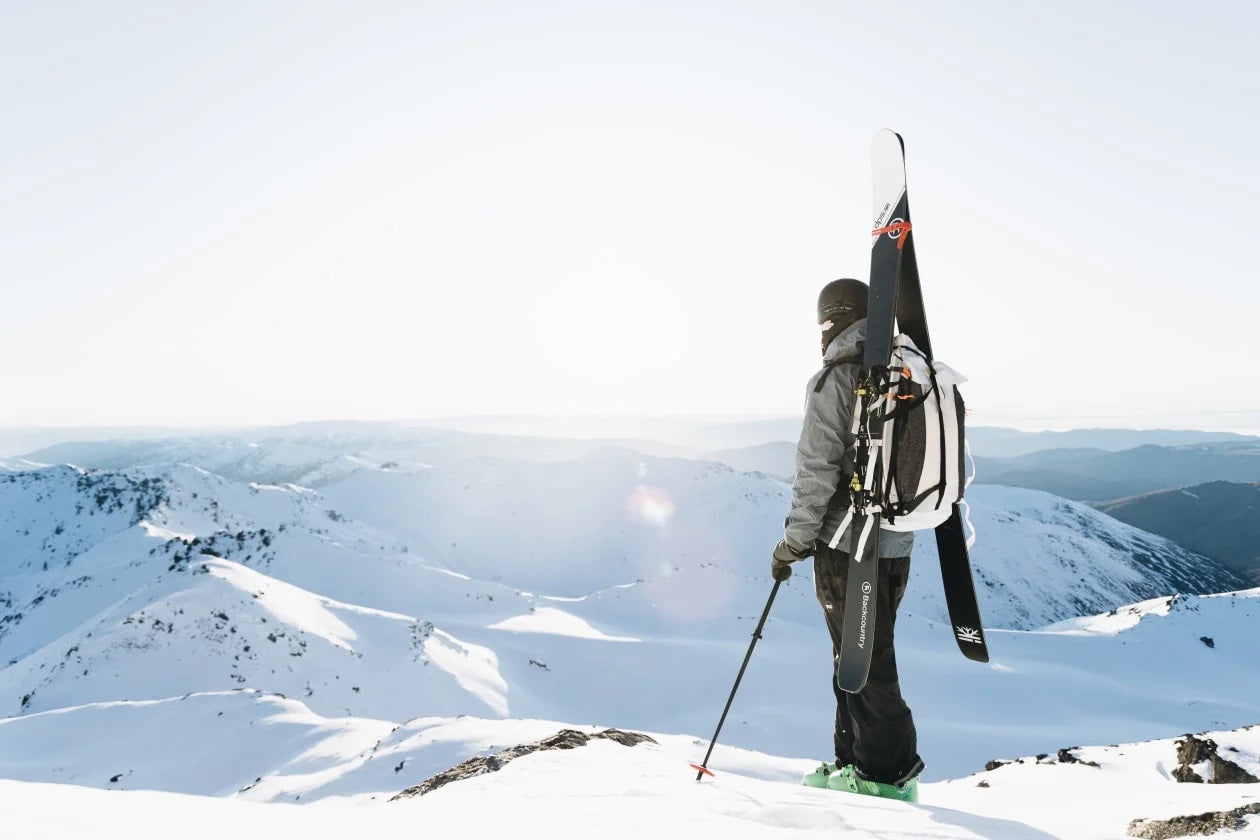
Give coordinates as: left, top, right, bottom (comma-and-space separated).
1, 436, 1258, 838
1, 706, 1257, 839
488, 605, 642, 641
420, 628, 510, 715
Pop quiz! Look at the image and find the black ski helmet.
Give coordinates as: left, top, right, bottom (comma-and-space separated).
817, 278, 868, 351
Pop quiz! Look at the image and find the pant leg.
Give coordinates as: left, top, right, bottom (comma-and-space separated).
812, 549, 854, 765
813, 546, 923, 784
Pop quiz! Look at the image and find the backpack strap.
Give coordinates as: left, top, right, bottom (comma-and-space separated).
812, 360, 843, 393
812, 344, 864, 394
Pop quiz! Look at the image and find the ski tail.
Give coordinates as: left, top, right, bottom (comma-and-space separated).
835, 513, 880, 693
936, 504, 989, 661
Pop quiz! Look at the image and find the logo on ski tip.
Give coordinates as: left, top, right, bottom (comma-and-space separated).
861, 582, 872, 595
955, 626, 983, 645
873, 217, 913, 250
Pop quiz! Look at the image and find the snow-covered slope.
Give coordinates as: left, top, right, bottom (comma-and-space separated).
0, 698, 1256, 839
2, 455, 1258, 784
916, 484, 1251, 629
937, 723, 1260, 839
316, 449, 1247, 626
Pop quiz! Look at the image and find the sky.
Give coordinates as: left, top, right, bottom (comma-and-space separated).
2, 1, 1258, 430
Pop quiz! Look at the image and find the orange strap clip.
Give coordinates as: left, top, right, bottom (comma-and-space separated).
872, 220, 913, 250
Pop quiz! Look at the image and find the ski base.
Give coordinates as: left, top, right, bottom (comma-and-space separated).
936, 505, 989, 662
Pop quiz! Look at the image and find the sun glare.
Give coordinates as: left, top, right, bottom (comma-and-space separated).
625, 484, 675, 527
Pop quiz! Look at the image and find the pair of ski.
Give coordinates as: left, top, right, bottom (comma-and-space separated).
836, 130, 988, 693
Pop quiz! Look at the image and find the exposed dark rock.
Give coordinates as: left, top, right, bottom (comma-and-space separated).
1128, 802, 1260, 838
1200, 636, 1215, 649
1172, 734, 1259, 784
1057, 747, 1101, 768
976, 780, 990, 788
1212, 758, 1260, 785
984, 759, 1011, 771
390, 728, 657, 800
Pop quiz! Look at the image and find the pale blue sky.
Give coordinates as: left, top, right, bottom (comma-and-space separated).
3, 1, 1257, 430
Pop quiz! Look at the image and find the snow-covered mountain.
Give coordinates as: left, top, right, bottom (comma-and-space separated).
2, 451, 1257, 787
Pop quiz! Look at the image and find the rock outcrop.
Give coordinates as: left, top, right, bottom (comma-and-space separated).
391, 728, 657, 800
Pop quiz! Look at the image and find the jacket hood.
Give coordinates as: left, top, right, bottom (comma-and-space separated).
823, 318, 866, 363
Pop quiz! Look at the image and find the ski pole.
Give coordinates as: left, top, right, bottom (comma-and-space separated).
690, 579, 782, 781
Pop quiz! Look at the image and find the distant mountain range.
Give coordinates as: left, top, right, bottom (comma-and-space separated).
12, 425, 695, 488
972, 440, 1260, 502
701, 433, 1260, 498
10, 421, 1259, 591
966, 427, 1260, 459
1098, 481, 1260, 584
9, 419, 1256, 461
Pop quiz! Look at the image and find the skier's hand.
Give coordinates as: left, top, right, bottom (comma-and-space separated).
770, 538, 812, 581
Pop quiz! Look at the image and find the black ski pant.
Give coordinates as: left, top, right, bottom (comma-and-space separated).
812, 544, 924, 785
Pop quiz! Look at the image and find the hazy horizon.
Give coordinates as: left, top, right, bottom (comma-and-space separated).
3, 410, 1260, 457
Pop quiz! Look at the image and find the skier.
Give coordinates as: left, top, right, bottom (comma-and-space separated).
769, 277, 924, 803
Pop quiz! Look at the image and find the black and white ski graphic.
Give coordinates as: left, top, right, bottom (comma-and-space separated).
882, 129, 987, 664
834, 130, 909, 694
878, 129, 989, 664
836, 130, 989, 692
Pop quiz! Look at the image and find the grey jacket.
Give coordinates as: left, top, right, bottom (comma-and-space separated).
783, 318, 915, 558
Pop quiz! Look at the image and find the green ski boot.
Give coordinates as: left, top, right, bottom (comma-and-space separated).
825, 763, 861, 793
827, 765, 919, 803
801, 761, 841, 788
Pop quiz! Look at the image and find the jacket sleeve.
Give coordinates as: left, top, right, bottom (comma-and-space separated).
784, 362, 856, 550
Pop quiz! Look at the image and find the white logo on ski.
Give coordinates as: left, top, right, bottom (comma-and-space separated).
955, 626, 983, 645
858, 592, 870, 650
874, 201, 892, 228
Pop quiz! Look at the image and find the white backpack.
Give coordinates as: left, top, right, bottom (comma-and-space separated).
862, 334, 972, 532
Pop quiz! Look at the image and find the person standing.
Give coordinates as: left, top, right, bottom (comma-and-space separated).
769, 277, 924, 803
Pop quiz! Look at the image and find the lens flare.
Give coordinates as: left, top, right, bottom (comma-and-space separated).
625, 484, 675, 527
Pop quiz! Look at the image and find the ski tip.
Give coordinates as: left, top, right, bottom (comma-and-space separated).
873, 127, 904, 146
690, 763, 715, 779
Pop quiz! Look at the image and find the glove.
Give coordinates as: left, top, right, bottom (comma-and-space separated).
770, 538, 813, 581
